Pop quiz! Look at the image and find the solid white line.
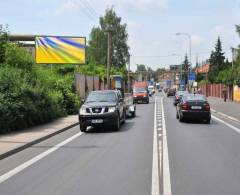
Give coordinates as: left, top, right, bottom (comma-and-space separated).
161, 97, 172, 195
212, 115, 240, 134
151, 97, 160, 195
0, 131, 83, 184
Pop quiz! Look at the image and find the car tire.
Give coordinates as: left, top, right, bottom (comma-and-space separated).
205, 118, 211, 124
132, 109, 136, 117
122, 111, 126, 124
176, 112, 179, 119
80, 124, 87, 132
114, 114, 120, 131
179, 115, 184, 122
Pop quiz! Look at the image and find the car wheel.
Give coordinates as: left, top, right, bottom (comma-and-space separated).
176, 112, 179, 119
114, 114, 120, 131
179, 115, 184, 122
132, 109, 136, 117
122, 111, 126, 124
205, 118, 211, 124
80, 124, 87, 132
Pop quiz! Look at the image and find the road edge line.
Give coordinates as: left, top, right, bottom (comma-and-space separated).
161, 97, 172, 195
151, 96, 160, 195
212, 115, 240, 134
0, 122, 79, 160
0, 131, 83, 184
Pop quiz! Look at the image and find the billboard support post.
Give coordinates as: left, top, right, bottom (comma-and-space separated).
107, 29, 112, 90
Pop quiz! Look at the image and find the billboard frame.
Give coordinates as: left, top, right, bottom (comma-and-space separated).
35, 35, 87, 65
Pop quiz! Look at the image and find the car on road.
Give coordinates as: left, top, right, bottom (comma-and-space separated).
167, 88, 176, 97
176, 94, 211, 123
133, 81, 149, 104
173, 90, 189, 106
79, 90, 126, 132
148, 85, 155, 96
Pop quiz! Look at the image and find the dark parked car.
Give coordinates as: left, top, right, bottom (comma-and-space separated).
79, 90, 126, 132
173, 91, 189, 106
167, 88, 176, 97
176, 94, 211, 123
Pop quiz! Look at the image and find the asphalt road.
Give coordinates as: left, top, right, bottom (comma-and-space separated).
0, 98, 155, 195
1, 93, 240, 195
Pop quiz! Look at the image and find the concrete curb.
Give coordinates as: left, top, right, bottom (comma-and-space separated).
211, 109, 240, 123
0, 122, 79, 160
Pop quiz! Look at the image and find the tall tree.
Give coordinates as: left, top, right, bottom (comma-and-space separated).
208, 37, 226, 83
182, 54, 190, 84
88, 8, 130, 68
0, 24, 9, 64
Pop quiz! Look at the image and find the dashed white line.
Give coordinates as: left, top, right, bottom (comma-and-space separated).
161, 97, 172, 195
151, 96, 160, 195
0, 131, 83, 184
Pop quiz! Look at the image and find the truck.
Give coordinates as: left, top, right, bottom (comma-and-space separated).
133, 81, 149, 104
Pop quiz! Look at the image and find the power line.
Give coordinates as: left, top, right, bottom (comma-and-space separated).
77, 0, 98, 22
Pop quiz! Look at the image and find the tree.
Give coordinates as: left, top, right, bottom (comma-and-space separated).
208, 37, 226, 83
0, 24, 9, 64
182, 54, 190, 84
136, 64, 146, 72
88, 8, 130, 68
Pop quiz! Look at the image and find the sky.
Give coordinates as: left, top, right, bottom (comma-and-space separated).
0, 0, 239, 70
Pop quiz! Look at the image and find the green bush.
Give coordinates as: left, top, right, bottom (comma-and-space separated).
0, 67, 65, 133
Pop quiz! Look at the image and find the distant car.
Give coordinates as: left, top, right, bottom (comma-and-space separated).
79, 90, 126, 132
148, 85, 155, 96
167, 89, 175, 97
176, 94, 211, 123
173, 91, 189, 106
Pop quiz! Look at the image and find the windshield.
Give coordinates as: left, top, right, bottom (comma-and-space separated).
134, 87, 147, 93
184, 94, 207, 102
86, 92, 117, 103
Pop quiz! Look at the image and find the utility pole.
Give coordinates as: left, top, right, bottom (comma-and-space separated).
106, 28, 113, 90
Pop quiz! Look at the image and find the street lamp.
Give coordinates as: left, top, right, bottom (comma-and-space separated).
172, 53, 183, 80
176, 33, 192, 89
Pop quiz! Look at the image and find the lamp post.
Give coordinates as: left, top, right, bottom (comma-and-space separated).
172, 53, 183, 80
176, 33, 192, 89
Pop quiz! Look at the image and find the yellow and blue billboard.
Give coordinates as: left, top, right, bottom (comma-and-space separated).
35, 36, 86, 64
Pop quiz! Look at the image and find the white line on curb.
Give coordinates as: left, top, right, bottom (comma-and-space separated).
151, 97, 160, 195
161, 97, 172, 195
0, 131, 83, 184
212, 115, 240, 134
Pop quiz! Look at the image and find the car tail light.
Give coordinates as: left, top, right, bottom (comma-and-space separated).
203, 103, 210, 111
181, 103, 189, 110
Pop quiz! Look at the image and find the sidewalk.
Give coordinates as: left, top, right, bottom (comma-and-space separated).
207, 97, 240, 121
0, 115, 79, 160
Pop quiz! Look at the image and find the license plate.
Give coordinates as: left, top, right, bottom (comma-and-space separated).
91, 119, 103, 124
191, 106, 202, 109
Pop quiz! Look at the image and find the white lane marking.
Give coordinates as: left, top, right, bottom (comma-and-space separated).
212, 115, 240, 134
211, 109, 240, 123
161, 97, 172, 195
0, 131, 83, 184
151, 97, 160, 195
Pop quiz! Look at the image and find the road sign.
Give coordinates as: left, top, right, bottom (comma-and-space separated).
188, 72, 196, 81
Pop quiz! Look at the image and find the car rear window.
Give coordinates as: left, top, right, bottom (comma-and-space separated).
176, 91, 189, 96
183, 94, 207, 101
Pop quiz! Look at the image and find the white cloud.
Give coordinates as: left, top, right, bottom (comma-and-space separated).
191, 35, 205, 47
54, 0, 81, 15
209, 25, 233, 38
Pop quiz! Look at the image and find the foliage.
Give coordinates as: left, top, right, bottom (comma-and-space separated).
182, 54, 190, 84
0, 24, 8, 64
208, 37, 227, 83
0, 42, 80, 133
136, 64, 146, 72
88, 8, 130, 68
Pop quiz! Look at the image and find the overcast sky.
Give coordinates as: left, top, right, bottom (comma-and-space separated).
0, 0, 239, 70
